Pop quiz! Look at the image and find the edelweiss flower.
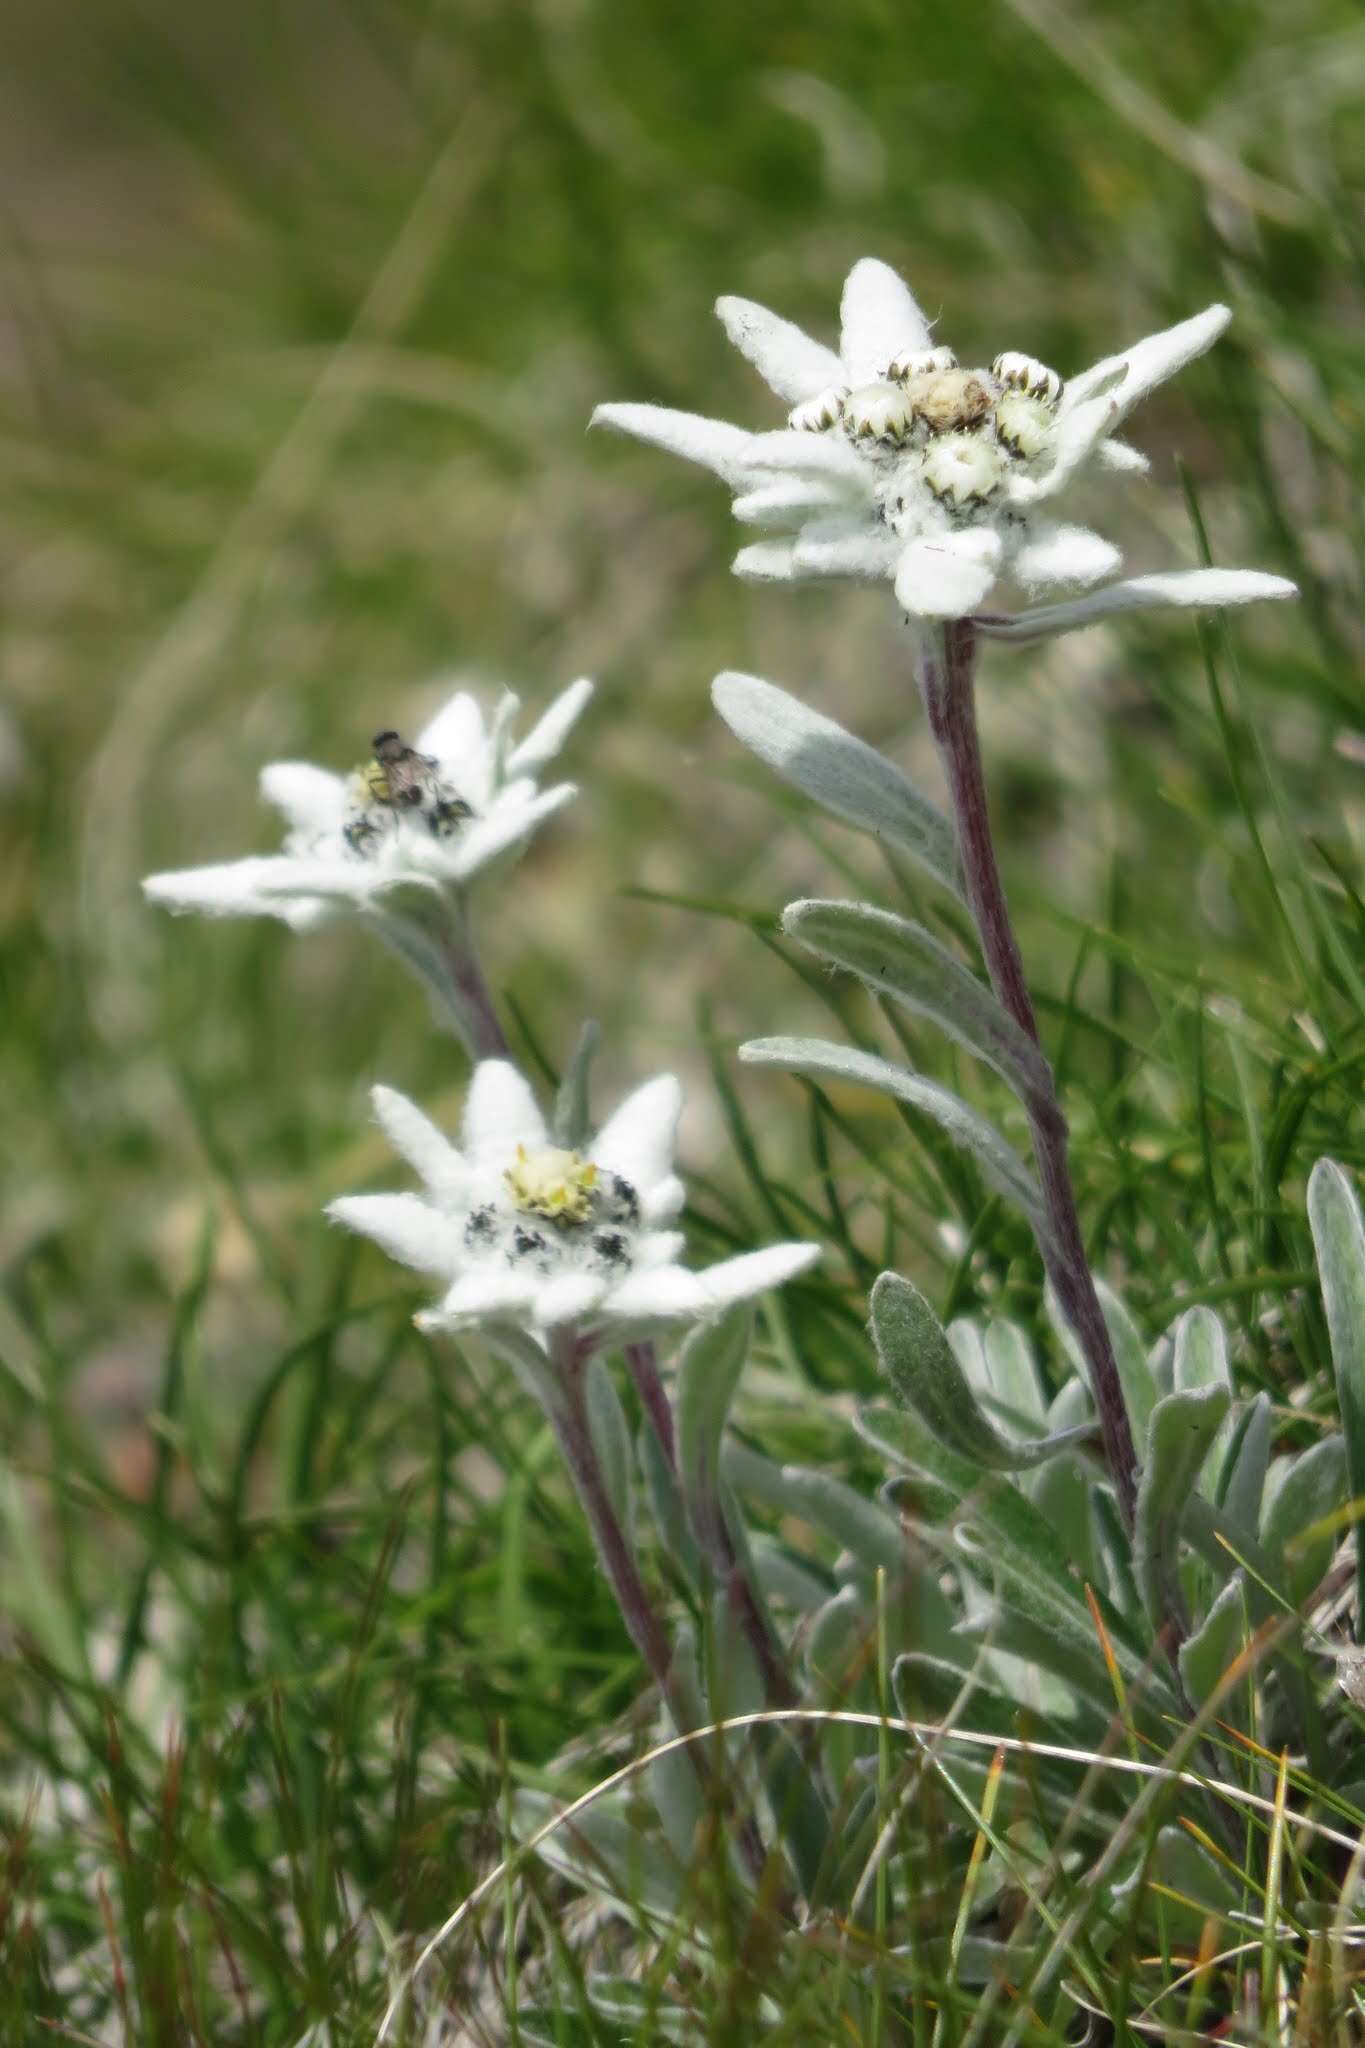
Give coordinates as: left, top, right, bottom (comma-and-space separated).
143, 678, 593, 930
328, 1061, 819, 1342
593, 258, 1295, 634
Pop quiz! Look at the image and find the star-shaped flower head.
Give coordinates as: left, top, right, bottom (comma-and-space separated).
328, 1061, 820, 1344
143, 677, 593, 930
593, 259, 1295, 636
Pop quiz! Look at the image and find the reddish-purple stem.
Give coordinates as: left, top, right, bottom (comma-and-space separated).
625, 1342, 677, 1470
442, 924, 512, 1060
627, 1340, 798, 1709
919, 620, 1140, 1531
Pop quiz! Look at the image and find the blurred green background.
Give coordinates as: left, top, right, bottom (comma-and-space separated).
4, 0, 1359, 1308
1, 0, 1362, 1906
3, 0, 1363, 1522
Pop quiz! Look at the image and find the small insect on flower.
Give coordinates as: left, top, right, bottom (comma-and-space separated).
350, 728, 475, 849
361, 730, 436, 807
358, 730, 474, 829
143, 676, 594, 927
342, 811, 389, 857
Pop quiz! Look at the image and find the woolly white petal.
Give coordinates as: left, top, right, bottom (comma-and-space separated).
976, 568, 1298, 643
591, 402, 756, 484
839, 258, 934, 384
695, 1242, 821, 1309
371, 1085, 465, 1199
275, 897, 335, 933
1010, 392, 1119, 504
486, 692, 522, 774
793, 520, 901, 581
143, 857, 320, 922
633, 1230, 688, 1270
894, 528, 1002, 620
1011, 521, 1123, 594
531, 1273, 610, 1329
591, 1075, 683, 1195
743, 429, 870, 487
716, 294, 846, 404
415, 690, 488, 778
461, 1060, 548, 1165
251, 857, 380, 902
732, 480, 847, 526
326, 1193, 456, 1278
505, 678, 594, 779
259, 762, 350, 835
1066, 304, 1231, 423
428, 1266, 538, 1325
449, 785, 575, 882
1094, 438, 1150, 475
602, 1266, 710, 1322
734, 540, 799, 582
641, 1174, 687, 1225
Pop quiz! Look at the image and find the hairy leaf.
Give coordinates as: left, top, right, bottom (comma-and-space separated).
639, 1422, 700, 1586
585, 1355, 633, 1530
1135, 1384, 1231, 1628
872, 1272, 1099, 1471
712, 670, 961, 895
1173, 1305, 1233, 1496
720, 1441, 907, 1573
1049, 1278, 1157, 1447
1217, 1390, 1271, 1540
1179, 1573, 1250, 1707
740, 1036, 1048, 1242
1261, 1434, 1348, 1604
553, 1017, 599, 1147
784, 898, 1051, 1102
676, 1306, 751, 1555
1307, 1158, 1365, 1635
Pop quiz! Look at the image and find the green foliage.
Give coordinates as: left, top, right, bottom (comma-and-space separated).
2, 0, 1362, 2036
870, 1269, 1097, 1471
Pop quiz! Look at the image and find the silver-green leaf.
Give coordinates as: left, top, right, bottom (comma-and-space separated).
871, 1272, 1099, 1472
553, 1018, 599, 1147
1179, 1573, 1250, 1707
676, 1306, 751, 1556
1135, 1384, 1231, 1628
739, 1036, 1049, 1244
585, 1356, 633, 1531
783, 898, 1051, 1103
711, 670, 961, 896
1307, 1157, 1365, 1637
1261, 1433, 1348, 1605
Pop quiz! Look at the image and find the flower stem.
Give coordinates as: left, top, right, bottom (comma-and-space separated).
438, 918, 513, 1061
551, 1360, 677, 1691
917, 619, 1140, 1532
552, 1342, 772, 1883
625, 1341, 677, 1470
627, 1340, 800, 1711
382, 898, 512, 1060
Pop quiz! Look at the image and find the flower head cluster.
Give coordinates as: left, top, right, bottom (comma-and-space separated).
329, 1061, 819, 1343
594, 258, 1295, 636
143, 678, 593, 930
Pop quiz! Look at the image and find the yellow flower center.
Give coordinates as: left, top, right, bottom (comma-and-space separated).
504, 1145, 599, 1225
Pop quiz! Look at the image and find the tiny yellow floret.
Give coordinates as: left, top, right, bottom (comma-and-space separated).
504, 1145, 599, 1226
